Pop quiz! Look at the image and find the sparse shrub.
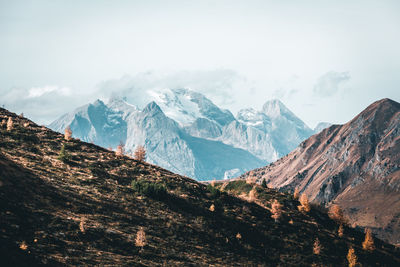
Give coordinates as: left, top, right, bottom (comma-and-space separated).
298, 193, 310, 213
329, 204, 346, 224
7, 117, 13, 131
64, 126, 72, 141
347, 247, 358, 267
338, 224, 344, 237
79, 217, 86, 233
362, 228, 375, 251
293, 188, 300, 199
131, 180, 167, 200
313, 238, 322, 255
134, 145, 146, 162
135, 227, 147, 249
58, 144, 71, 162
207, 184, 221, 199
209, 204, 215, 212
261, 179, 267, 188
19, 241, 28, 250
236, 232, 242, 240
271, 199, 283, 222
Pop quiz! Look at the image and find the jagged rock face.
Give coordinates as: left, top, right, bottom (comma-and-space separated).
183, 118, 222, 139
220, 120, 279, 161
241, 98, 400, 245
49, 89, 313, 180
49, 100, 127, 148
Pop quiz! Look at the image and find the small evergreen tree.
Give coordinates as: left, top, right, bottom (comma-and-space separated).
135, 227, 147, 250
313, 238, 322, 255
271, 199, 283, 223
338, 224, 344, 237
293, 187, 300, 200
298, 193, 310, 213
134, 145, 146, 162
329, 204, 346, 224
6, 117, 13, 131
116, 141, 125, 156
58, 144, 71, 162
362, 228, 375, 251
347, 247, 358, 267
64, 126, 72, 141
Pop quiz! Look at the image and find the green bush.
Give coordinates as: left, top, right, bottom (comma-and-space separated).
131, 180, 167, 200
58, 144, 71, 162
207, 184, 221, 199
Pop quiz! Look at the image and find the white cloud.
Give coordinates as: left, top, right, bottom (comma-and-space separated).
28, 85, 71, 98
0, 85, 89, 125
313, 71, 350, 97
97, 69, 249, 109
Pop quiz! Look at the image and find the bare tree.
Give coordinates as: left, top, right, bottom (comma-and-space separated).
271, 199, 283, 223
362, 228, 375, 251
64, 126, 72, 141
134, 145, 146, 162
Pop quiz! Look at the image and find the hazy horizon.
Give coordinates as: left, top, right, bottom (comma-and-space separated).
1, 0, 399, 127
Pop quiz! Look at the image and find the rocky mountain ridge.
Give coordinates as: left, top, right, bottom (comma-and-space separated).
240, 98, 400, 245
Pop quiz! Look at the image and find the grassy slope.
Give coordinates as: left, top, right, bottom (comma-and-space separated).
0, 108, 399, 266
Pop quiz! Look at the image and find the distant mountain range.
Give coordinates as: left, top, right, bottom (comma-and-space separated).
49, 88, 323, 180
240, 98, 400, 245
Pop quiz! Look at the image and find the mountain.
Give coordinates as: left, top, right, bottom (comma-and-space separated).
1, 107, 399, 266
228, 99, 315, 161
49, 89, 313, 180
314, 122, 333, 133
50, 96, 263, 180
240, 98, 400, 245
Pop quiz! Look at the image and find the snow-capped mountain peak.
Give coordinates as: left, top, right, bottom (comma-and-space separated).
262, 99, 293, 118
236, 108, 271, 131
147, 87, 234, 127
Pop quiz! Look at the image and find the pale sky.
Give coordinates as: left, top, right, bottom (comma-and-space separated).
1, 0, 399, 128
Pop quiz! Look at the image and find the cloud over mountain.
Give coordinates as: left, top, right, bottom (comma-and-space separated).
313, 71, 350, 97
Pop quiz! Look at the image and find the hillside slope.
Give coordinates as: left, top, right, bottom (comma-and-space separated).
240, 98, 400, 245
1, 107, 399, 266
